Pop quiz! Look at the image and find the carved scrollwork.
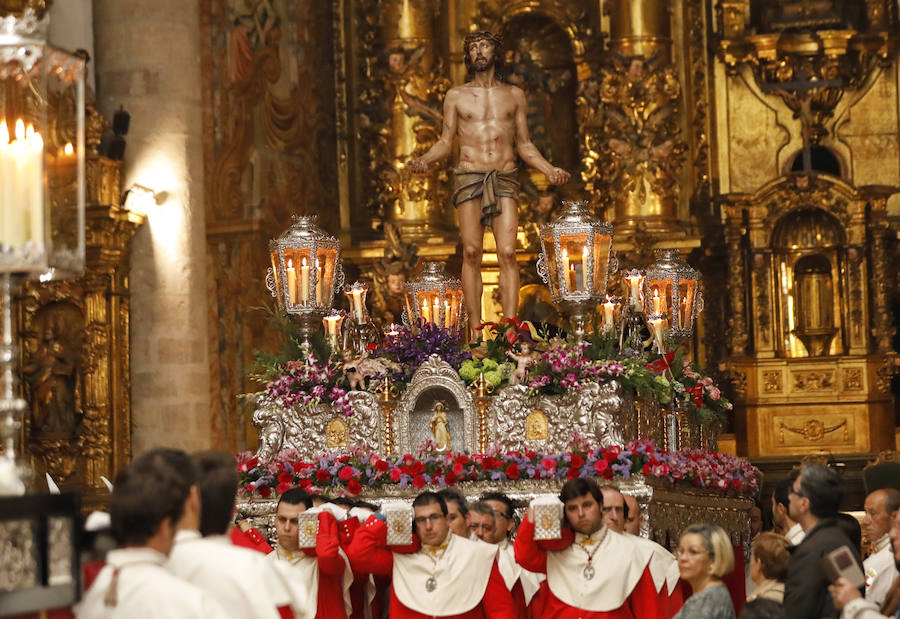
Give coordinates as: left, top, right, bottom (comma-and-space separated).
251, 390, 383, 460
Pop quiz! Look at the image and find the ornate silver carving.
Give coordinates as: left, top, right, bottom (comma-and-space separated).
0, 519, 37, 591
489, 381, 630, 452
395, 355, 476, 453
252, 390, 383, 460
643, 249, 703, 340
403, 262, 466, 330
265, 266, 277, 298
47, 516, 73, 585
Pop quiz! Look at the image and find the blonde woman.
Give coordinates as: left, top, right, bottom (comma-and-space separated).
674, 523, 737, 619
747, 532, 791, 604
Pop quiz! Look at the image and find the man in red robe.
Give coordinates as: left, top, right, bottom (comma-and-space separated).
346, 491, 515, 618
471, 496, 545, 618
267, 488, 352, 619
515, 478, 661, 618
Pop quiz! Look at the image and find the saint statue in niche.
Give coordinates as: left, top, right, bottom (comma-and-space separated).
429, 401, 451, 451
23, 320, 79, 435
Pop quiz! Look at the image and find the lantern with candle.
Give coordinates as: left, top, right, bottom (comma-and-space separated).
403, 262, 465, 331
0, 7, 86, 276
536, 201, 615, 340
0, 5, 87, 494
642, 249, 703, 340
267, 215, 344, 348
340, 281, 382, 355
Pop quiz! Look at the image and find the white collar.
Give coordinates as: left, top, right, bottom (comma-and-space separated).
873, 534, 891, 553
106, 547, 168, 568
174, 529, 202, 543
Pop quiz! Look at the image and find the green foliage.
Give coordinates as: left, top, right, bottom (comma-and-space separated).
245, 305, 329, 385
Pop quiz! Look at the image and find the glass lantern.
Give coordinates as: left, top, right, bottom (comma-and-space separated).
267, 215, 343, 314
344, 281, 369, 324
536, 201, 614, 303
403, 262, 465, 331
642, 249, 703, 340
0, 7, 86, 277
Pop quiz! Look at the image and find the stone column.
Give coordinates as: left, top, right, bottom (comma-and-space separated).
93, 0, 212, 454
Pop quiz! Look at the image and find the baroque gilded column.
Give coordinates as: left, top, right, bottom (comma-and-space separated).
601, 0, 685, 231
380, 0, 452, 239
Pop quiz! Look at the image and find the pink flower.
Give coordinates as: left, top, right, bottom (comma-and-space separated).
390, 467, 402, 482
540, 457, 557, 471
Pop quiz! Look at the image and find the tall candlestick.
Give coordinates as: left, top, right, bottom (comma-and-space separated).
626, 275, 642, 309
561, 249, 570, 292
0, 118, 44, 249
421, 299, 430, 323
652, 288, 661, 314
286, 259, 298, 304
582, 246, 590, 291
649, 318, 666, 352
299, 257, 310, 302
351, 288, 364, 322
602, 297, 615, 327
432, 299, 440, 326
443, 300, 451, 327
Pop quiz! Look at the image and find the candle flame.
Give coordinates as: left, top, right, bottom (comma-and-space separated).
14, 119, 25, 141
582, 246, 589, 256
287, 258, 293, 269
63, 142, 74, 156
0, 119, 7, 144
301, 256, 307, 267
562, 248, 568, 259
653, 288, 659, 299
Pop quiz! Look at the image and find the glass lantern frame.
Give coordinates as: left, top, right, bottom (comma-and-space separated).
642, 249, 704, 340
266, 215, 344, 318
0, 16, 86, 277
403, 261, 465, 331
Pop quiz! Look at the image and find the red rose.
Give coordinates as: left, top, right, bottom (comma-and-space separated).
258, 485, 272, 498
566, 466, 580, 479
482, 456, 499, 470
390, 467, 402, 482
540, 457, 557, 471
348, 479, 362, 495
603, 450, 618, 463
411, 461, 426, 475
525, 451, 537, 459
455, 455, 470, 465
594, 460, 611, 477
365, 342, 377, 351
451, 462, 464, 475
375, 460, 389, 472
276, 481, 292, 495
238, 457, 259, 473
244, 483, 255, 493
412, 474, 426, 488
338, 466, 354, 481
316, 469, 331, 482
337, 455, 351, 463
505, 463, 520, 480
278, 472, 293, 484
731, 479, 743, 492
642, 463, 652, 476
297, 478, 312, 490
403, 454, 414, 465
570, 454, 584, 469
445, 471, 457, 486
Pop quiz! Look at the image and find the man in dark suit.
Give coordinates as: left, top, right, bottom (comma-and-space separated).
783, 463, 864, 619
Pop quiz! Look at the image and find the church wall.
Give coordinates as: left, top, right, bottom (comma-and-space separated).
837, 69, 900, 187
93, 0, 213, 455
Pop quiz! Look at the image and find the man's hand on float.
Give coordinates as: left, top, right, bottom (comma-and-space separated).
407, 158, 428, 173
547, 167, 570, 185
828, 577, 862, 610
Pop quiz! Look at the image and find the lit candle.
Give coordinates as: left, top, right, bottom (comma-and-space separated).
569, 264, 577, 291
432, 298, 440, 326
626, 274, 643, 309
323, 313, 342, 337
649, 317, 666, 352
679, 296, 687, 327
351, 288, 364, 322
286, 259, 298, 304
299, 257, 310, 302
444, 300, 451, 327
652, 288, 661, 314
0, 118, 44, 249
561, 249, 570, 292
315, 259, 323, 302
602, 297, 615, 327
421, 299, 431, 323
582, 246, 590, 290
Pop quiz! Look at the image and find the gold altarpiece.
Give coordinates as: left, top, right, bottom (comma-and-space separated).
14, 110, 143, 509
199, 0, 898, 459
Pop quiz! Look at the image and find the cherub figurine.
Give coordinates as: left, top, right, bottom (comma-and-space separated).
340, 349, 366, 391
506, 339, 540, 386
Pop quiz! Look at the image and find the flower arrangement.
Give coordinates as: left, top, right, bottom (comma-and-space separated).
262, 356, 353, 416
642, 351, 733, 424
236, 437, 759, 498
526, 339, 626, 395
379, 321, 471, 385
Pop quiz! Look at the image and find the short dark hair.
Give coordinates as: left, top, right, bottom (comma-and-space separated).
880, 488, 900, 514
438, 488, 466, 516
470, 501, 496, 519
463, 30, 504, 80
480, 492, 514, 519
560, 477, 604, 506
599, 485, 630, 520
773, 477, 793, 511
413, 491, 447, 515
354, 500, 380, 512
741, 597, 787, 619
134, 448, 198, 487
836, 512, 862, 555
278, 488, 312, 509
329, 497, 356, 510
191, 451, 238, 536
798, 464, 844, 518
110, 450, 190, 547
